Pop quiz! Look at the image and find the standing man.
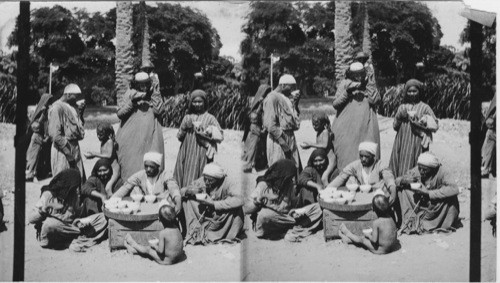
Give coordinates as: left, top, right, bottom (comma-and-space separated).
262, 74, 302, 171
48, 83, 86, 182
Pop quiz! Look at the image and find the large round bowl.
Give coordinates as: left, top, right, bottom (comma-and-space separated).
319, 187, 373, 212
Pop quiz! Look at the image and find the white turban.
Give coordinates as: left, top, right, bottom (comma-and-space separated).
417, 152, 441, 168
358, 141, 377, 156
279, 74, 296, 85
349, 62, 364, 72
64, 84, 81, 94
143, 151, 163, 166
134, 72, 150, 82
202, 163, 226, 179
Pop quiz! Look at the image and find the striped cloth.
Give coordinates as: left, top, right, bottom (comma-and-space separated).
174, 112, 222, 188
389, 102, 437, 177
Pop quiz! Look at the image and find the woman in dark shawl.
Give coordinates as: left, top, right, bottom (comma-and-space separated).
244, 159, 323, 242
80, 158, 113, 216
28, 169, 108, 251
295, 149, 329, 207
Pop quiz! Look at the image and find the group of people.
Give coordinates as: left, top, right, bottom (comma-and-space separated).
22, 51, 466, 260
26, 63, 243, 264
242, 52, 462, 254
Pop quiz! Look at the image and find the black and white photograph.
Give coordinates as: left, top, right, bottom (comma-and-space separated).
0, 0, 497, 281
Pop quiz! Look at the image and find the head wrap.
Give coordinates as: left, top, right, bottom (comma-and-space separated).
41, 169, 81, 201
307, 148, 329, 168
417, 152, 441, 168
202, 163, 227, 179
64, 84, 81, 94
189, 89, 208, 113
358, 141, 378, 156
256, 159, 296, 192
404, 79, 423, 95
134, 72, 150, 82
278, 74, 296, 85
143, 152, 163, 167
91, 158, 113, 178
349, 62, 364, 73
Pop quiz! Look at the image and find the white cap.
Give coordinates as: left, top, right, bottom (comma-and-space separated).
64, 84, 81, 94
349, 62, 364, 72
134, 72, 150, 82
278, 74, 296, 85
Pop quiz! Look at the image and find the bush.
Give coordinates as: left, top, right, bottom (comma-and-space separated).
379, 73, 471, 120
162, 84, 250, 130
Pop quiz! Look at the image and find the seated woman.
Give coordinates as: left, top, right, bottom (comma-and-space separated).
181, 163, 244, 245
244, 159, 322, 242
396, 152, 461, 234
328, 141, 397, 205
28, 169, 107, 252
112, 152, 182, 215
295, 148, 329, 207
80, 158, 113, 216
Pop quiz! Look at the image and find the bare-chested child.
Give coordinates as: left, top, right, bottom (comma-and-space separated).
124, 204, 186, 265
339, 195, 398, 255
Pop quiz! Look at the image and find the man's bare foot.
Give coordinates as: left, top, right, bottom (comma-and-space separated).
123, 234, 137, 255
338, 229, 352, 244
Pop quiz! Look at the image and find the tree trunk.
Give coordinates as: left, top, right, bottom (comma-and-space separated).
362, 3, 371, 58
115, 1, 134, 107
140, 1, 151, 66
334, 1, 355, 85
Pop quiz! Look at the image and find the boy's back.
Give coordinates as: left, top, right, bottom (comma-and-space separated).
159, 227, 185, 264
372, 216, 398, 254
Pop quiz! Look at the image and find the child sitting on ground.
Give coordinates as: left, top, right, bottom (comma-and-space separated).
242, 112, 266, 173
83, 122, 121, 196
339, 195, 398, 255
124, 204, 185, 265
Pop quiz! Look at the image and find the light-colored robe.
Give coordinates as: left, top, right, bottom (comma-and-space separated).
48, 100, 85, 182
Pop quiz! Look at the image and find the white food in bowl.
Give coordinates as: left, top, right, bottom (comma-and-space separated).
195, 193, 208, 200
346, 184, 359, 192
410, 183, 421, 189
131, 194, 143, 202
360, 184, 371, 193
144, 195, 156, 203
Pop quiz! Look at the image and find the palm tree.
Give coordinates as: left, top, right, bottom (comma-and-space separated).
115, 1, 134, 107
362, 3, 371, 57
334, 1, 355, 84
140, 1, 151, 66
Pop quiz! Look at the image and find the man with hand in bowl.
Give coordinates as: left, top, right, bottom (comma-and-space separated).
112, 152, 181, 215
181, 163, 244, 245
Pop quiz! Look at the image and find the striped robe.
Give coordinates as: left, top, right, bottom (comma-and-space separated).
389, 102, 438, 178
174, 112, 223, 188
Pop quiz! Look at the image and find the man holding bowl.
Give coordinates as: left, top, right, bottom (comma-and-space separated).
111, 151, 182, 215
327, 141, 397, 205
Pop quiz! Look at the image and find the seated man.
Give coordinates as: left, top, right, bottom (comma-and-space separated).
112, 152, 181, 214
328, 141, 397, 204
396, 152, 461, 234
181, 163, 244, 245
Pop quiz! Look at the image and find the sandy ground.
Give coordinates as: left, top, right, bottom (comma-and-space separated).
0, 116, 496, 281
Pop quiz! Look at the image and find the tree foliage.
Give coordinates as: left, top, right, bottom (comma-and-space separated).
240, 2, 335, 96
364, 1, 443, 84
460, 20, 496, 92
